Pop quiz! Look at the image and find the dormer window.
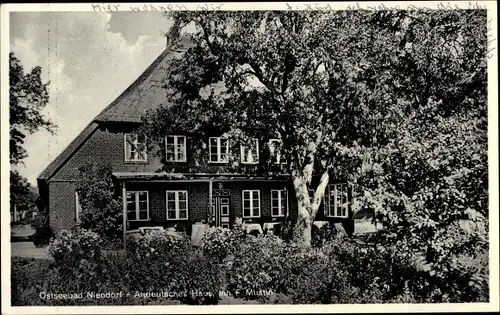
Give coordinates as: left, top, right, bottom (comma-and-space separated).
240, 139, 259, 164
324, 183, 349, 218
124, 133, 147, 162
209, 137, 229, 163
166, 135, 187, 162
269, 139, 286, 164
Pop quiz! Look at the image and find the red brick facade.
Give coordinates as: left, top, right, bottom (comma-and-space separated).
38, 46, 354, 236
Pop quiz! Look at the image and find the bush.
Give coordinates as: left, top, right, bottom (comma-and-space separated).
31, 214, 53, 247
225, 234, 303, 300
126, 230, 222, 305
48, 228, 103, 264
200, 225, 246, 263
76, 163, 123, 243
311, 222, 338, 248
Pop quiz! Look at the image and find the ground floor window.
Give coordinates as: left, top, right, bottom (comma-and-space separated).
271, 190, 287, 217
324, 184, 349, 218
166, 190, 188, 220
242, 190, 260, 218
126, 191, 149, 221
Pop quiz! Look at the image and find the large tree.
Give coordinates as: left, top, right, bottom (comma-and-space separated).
10, 53, 56, 214
143, 10, 487, 250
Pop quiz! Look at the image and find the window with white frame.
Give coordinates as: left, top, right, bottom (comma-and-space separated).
324, 184, 349, 218
166, 135, 187, 162
126, 191, 149, 221
209, 137, 229, 163
75, 191, 82, 223
271, 190, 287, 217
269, 139, 286, 164
124, 133, 147, 162
242, 190, 260, 218
166, 191, 188, 220
241, 138, 259, 164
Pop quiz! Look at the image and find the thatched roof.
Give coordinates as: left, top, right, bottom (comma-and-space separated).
38, 42, 193, 182
95, 47, 187, 123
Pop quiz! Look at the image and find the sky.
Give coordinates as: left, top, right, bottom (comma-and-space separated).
10, 12, 172, 185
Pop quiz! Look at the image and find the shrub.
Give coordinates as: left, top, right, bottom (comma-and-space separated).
285, 251, 365, 304
225, 234, 300, 300
48, 228, 103, 264
31, 214, 53, 247
311, 222, 338, 248
76, 163, 123, 243
200, 225, 246, 263
126, 230, 222, 305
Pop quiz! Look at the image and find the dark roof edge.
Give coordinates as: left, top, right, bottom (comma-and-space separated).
37, 122, 99, 182
37, 44, 193, 183
37, 47, 174, 183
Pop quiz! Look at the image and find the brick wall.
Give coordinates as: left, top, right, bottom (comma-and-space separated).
124, 180, 295, 228
51, 123, 163, 181
47, 121, 354, 234
49, 181, 78, 233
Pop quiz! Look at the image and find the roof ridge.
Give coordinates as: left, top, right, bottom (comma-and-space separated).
94, 47, 172, 123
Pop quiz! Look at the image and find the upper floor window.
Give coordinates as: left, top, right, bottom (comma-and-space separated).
242, 190, 261, 218
269, 139, 286, 164
240, 139, 259, 164
324, 184, 349, 218
166, 190, 188, 220
126, 191, 149, 221
271, 190, 287, 217
124, 133, 147, 162
209, 137, 229, 163
166, 135, 187, 162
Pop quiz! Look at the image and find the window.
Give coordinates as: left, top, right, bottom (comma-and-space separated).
209, 137, 229, 163
240, 139, 259, 164
324, 184, 349, 218
166, 191, 188, 220
166, 135, 187, 162
75, 191, 82, 223
271, 190, 287, 217
124, 133, 147, 162
126, 191, 149, 221
242, 190, 260, 218
269, 139, 286, 164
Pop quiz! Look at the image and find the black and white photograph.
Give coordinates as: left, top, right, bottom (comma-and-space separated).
1, 2, 498, 313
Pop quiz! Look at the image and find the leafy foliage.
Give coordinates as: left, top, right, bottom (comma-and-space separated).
126, 230, 222, 305
9, 52, 56, 165
311, 222, 338, 248
76, 163, 123, 242
200, 224, 247, 263
10, 170, 37, 215
143, 10, 487, 247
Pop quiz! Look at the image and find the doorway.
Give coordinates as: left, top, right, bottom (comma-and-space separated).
210, 188, 230, 228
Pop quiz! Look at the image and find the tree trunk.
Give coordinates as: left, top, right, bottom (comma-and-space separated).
291, 169, 330, 249
292, 171, 314, 248
294, 202, 312, 248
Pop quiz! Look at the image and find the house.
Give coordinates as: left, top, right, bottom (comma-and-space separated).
37, 38, 355, 239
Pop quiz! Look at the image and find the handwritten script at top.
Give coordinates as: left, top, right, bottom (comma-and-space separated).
90, 2, 495, 59
91, 3, 224, 12
285, 2, 488, 11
